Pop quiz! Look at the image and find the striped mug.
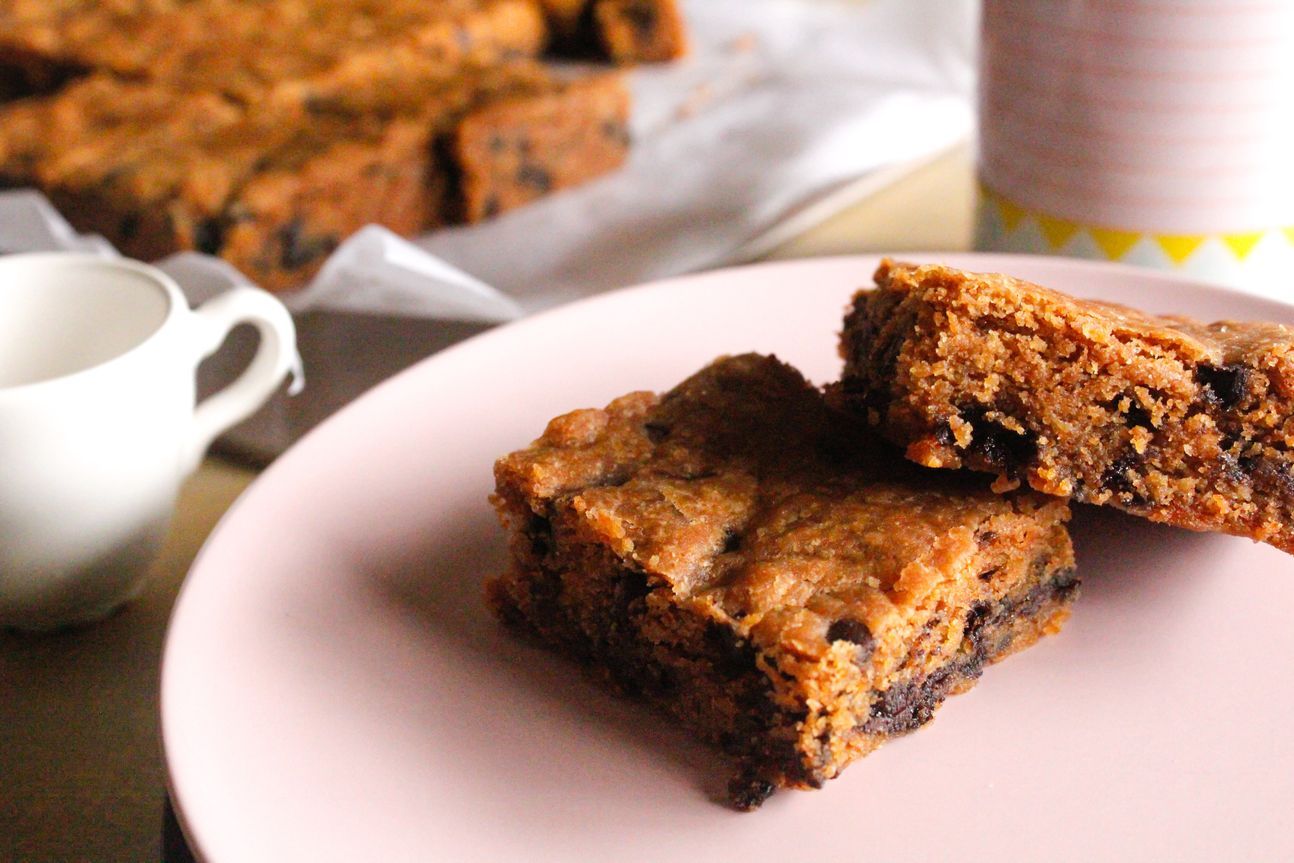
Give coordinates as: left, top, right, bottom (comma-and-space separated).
975, 0, 1294, 297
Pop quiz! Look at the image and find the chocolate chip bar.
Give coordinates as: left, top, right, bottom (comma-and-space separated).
487, 354, 1078, 808
0, 66, 629, 290
839, 260, 1294, 553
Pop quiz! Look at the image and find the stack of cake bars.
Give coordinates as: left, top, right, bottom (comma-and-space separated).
488, 261, 1294, 808
0, 0, 686, 289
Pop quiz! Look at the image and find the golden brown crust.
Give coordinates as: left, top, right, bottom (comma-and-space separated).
840, 260, 1294, 552
0, 0, 548, 104
489, 354, 1077, 806
452, 72, 631, 221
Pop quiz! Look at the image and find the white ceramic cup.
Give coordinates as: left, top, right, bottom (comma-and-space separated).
0, 253, 296, 631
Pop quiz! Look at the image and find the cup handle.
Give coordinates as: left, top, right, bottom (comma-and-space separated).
184, 286, 297, 472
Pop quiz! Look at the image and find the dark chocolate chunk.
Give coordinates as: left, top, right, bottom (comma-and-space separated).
705, 623, 754, 680
527, 513, 553, 558
193, 218, 225, 256
934, 423, 956, 446
1050, 567, 1080, 594
963, 601, 992, 640
1100, 452, 1148, 505
621, 0, 660, 38
721, 530, 742, 554
728, 768, 775, 812
826, 618, 875, 654
863, 662, 967, 737
517, 164, 553, 193
1197, 363, 1252, 409
961, 407, 1037, 480
277, 218, 338, 270
601, 120, 631, 147
117, 212, 141, 243
1240, 453, 1294, 501
644, 421, 670, 443
1120, 397, 1154, 430
613, 567, 651, 616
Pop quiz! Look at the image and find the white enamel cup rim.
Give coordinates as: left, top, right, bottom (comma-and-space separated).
0, 252, 187, 399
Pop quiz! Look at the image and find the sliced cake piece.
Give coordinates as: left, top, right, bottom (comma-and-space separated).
488, 354, 1078, 809
839, 260, 1294, 553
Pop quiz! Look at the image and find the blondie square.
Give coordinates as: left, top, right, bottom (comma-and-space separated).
536, 0, 687, 62
450, 71, 630, 221
488, 354, 1077, 808
0, 64, 629, 289
839, 260, 1294, 553
0, 75, 246, 262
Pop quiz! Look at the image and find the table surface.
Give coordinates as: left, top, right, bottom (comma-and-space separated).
0, 143, 975, 862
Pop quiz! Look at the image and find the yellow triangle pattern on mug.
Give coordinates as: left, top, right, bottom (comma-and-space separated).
1037, 214, 1079, 249
1156, 235, 1207, 265
1089, 227, 1141, 260
981, 183, 1294, 264
1223, 231, 1265, 260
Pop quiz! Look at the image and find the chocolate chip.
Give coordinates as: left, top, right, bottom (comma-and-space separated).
622, 0, 659, 37
962, 408, 1037, 480
601, 120, 631, 147
1120, 398, 1154, 429
963, 601, 992, 640
826, 618, 874, 653
1100, 452, 1148, 505
705, 623, 754, 680
1050, 567, 1080, 594
644, 421, 670, 443
934, 423, 955, 446
277, 218, 337, 270
721, 530, 742, 554
517, 164, 552, 193
614, 567, 651, 612
193, 218, 224, 256
727, 769, 775, 811
1240, 453, 1294, 501
527, 513, 553, 558
118, 212, 141, 242
1197, 363, 1252, 409
977, 567, 1000, 582
1219, 450, 1248, 485
864, 677, 938, 736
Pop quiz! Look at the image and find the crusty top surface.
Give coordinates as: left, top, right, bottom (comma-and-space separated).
872, 259, 1294, 368
495, 354, 1072, 660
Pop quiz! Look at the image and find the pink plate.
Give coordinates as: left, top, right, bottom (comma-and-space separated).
162, 254, 1294, 862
